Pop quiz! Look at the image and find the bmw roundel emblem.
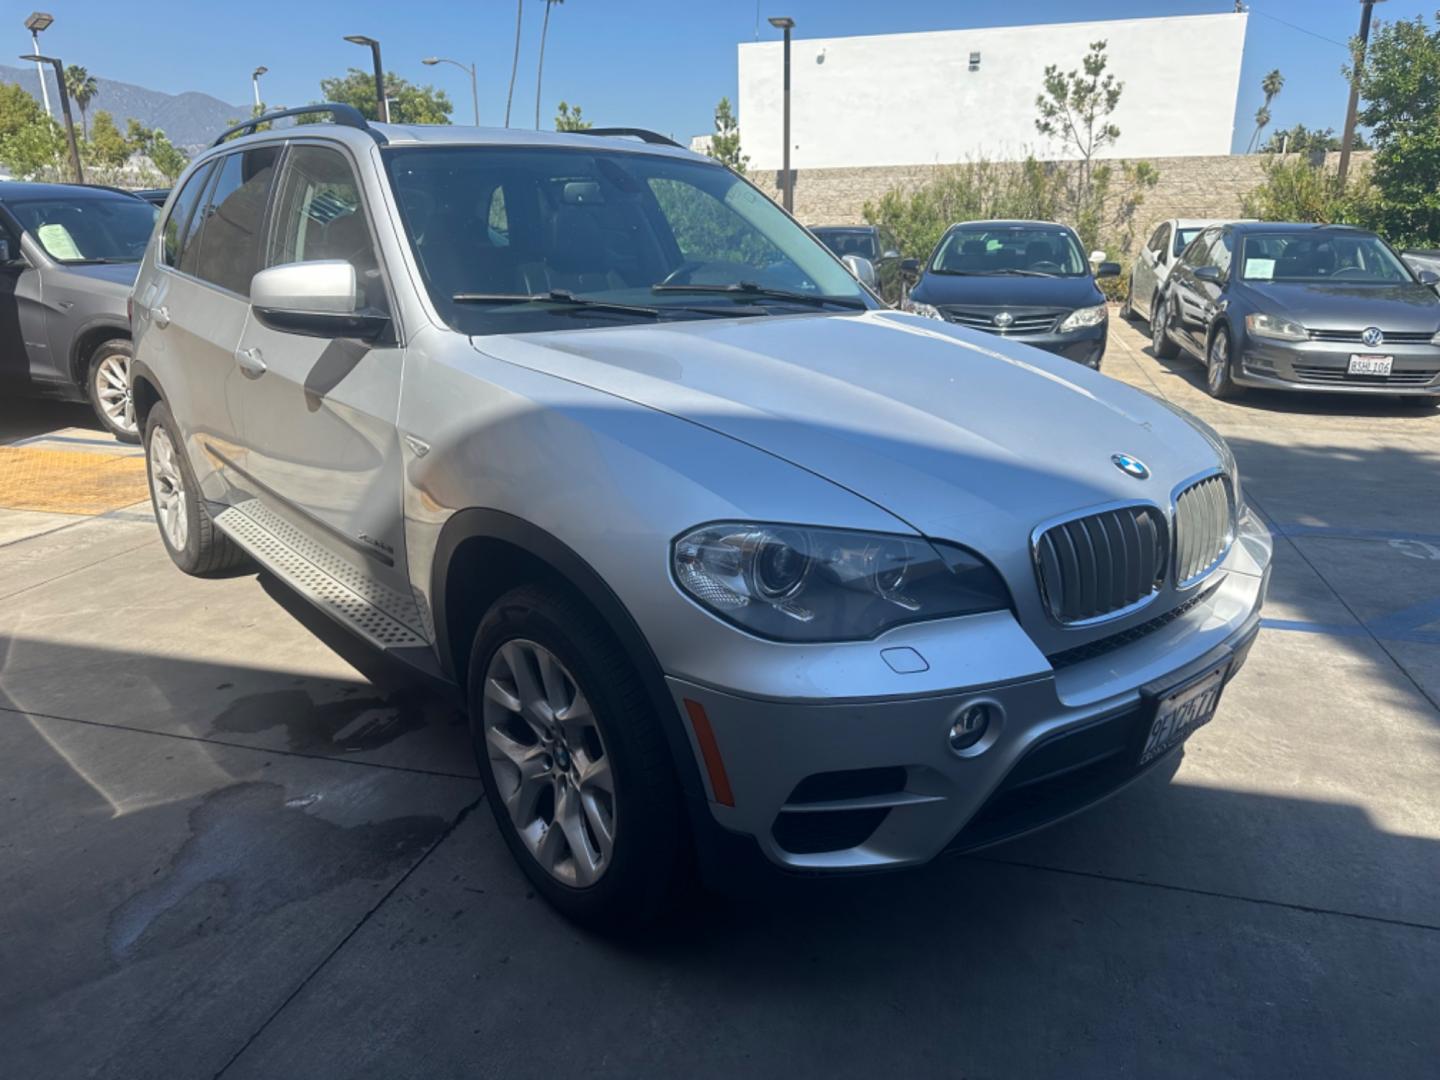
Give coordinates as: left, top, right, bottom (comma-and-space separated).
1112, 453, 1151, 480
1361, 326, 1384, 348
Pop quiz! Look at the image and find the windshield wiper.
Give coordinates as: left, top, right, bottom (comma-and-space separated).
452, 289, 662, 318
651, 281, 867, 309
930, 268, 1057, 278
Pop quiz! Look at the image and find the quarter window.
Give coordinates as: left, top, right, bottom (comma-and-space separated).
189, 146, 281, 294
267, 145, 387, 312
161, 161, 214, 269
1147, 224, 1169, 255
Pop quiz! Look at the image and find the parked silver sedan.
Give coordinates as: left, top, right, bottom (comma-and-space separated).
1123, 218, 1231, 325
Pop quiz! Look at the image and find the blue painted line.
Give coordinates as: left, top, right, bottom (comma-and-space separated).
1262, 617, 1440, 645
1273, 523, 1440, 546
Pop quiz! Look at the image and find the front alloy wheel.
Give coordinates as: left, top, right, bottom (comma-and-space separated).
1206, 327, 1244, 400
89, 342, 140, 442
148, 425, 190, 553
1151, 295, 1179, 358
482, 639, 616, 887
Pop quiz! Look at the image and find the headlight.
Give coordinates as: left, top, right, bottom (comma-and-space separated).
903, 297, 943, 319
1431, 327, 1440, 345
1058, 303, 1108, 332
1245, 312, 1307, 341
672, 523, 1010, 642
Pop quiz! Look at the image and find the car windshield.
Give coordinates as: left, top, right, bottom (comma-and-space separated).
1174, 228, 1204, 257
1239, 231, 1414, 284
384, 145, 869, 334
812, 228, 877, 261
930, 225, 1087, 276
8, 194, 158, 264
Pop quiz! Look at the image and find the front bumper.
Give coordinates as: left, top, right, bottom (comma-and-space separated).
667, 513, 1270, 873
1237, 337, 1440, 395
985, 324, 1107, 368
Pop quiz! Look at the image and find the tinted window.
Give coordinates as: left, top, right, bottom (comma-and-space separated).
161, 163, 214, 268
1174, 227, 1204, 258
1147, 224, 1168, 255
8, 193, 157, 264
1238, 230, 1412, 283
931, 225, 1086, 276
190, 146, 281, 294
1181, 229, 1217, 268
268, 145, 386, 312
812, 229, 877, 260
1211, 230, 1234, 277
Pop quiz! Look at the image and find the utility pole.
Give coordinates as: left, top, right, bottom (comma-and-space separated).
1338, 0, 1384, 184
768, 16, 794, 213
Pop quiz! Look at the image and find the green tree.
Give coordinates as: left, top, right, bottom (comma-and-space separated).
1350, 11, 1440, 246
125, 120, 188, 182
65, 65, 99, 138
554, 100, 591, 132
1261, 124, 1367, 154
318, 69, 452, 124
86, 109, 129, 168
706, 97, 748, 174
1247, 69, 1284, 153
0, 80, 45, 141
0, 83, 63, 178
1241, 156, 1362, 223
1035, 40, 1122, 204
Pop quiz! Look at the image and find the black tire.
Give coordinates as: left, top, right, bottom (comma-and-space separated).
1205, 325, 1245, 400
86, 338, 141, 444
468, 584, 685, 932
143, 402, 249, 576
1150, 294, 1180, 358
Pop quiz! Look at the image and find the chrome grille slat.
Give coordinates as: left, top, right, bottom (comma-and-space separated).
1173, 474, 1233, 587
1308, 328, 1434, 344
1033, 505, 1167, 625
940, 307, 1065, 335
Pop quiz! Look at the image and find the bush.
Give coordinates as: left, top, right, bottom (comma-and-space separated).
1240, 156, 1368, 225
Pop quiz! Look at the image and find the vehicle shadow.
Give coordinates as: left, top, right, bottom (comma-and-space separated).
0, 394, 106, 446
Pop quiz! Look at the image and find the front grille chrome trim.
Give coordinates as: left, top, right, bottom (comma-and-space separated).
1170, 469, 1236, 590
1031, 501, 1168, 627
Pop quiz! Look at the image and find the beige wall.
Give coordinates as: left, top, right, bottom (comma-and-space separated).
754, 152, 1372, 256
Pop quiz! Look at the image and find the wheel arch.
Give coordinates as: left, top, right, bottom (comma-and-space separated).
432, 508, 706, 803
129, 357, 166, 429
69, 319, 131, 385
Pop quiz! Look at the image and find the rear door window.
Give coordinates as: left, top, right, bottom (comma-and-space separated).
160, 162, 215, 269
190, 146, 282, 295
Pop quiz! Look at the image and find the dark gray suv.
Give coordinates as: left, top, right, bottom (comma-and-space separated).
0, 182, 158, 440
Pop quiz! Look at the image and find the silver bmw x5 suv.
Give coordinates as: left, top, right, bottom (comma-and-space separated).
131, 106, 1271, 929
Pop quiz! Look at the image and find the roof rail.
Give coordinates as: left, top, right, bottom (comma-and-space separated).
211, 103, 384, 148
577, 127, 682, 149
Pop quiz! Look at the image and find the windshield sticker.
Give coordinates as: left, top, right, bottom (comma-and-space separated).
37, 223, 83, 260
1245, 258, 1275, 280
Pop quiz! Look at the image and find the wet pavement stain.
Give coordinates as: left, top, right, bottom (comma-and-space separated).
107, 781, 447, 963
210, 685, 459, 754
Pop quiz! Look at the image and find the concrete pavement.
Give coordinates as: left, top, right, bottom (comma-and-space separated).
1, 326, 1437, 1079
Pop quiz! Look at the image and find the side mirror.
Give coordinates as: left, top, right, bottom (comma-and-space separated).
1418, 269, 1439, 286
900, 257, 921, 280
250, 260, 388, 340
841, 253, 877, 288
1193, 265, 1222, 284
1095, 261, 1122, 279
1089, 249, 1107, 265
881, 249, 900, 261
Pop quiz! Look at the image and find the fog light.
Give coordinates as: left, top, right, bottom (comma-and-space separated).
949, 704, 993, 752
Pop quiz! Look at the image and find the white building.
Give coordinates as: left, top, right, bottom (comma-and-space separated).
737, 13, 1248, 171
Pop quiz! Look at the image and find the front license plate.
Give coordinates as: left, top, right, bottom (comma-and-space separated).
1139, 664, 1228, 765
1348, 354, 1393, 376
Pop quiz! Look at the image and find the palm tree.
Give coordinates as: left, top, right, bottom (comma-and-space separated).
65, 65, 99, 139
535, 0, 564, 129
504, 0, 523, 128
1247, 68, 1284, 152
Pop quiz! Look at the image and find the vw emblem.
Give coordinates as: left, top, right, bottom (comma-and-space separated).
1111, 453, 1150, 480
993, 311, 1014, 328
1360, 326, 1384, 348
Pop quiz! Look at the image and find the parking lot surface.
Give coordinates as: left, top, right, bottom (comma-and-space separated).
2, 320, 1437, 1078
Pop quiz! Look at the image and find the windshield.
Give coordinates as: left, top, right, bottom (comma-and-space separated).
1174, 228, 1204, 257
812, 228, 877, 261
384, 146, 868, 333
8, 195, 158, 264
1239, 231, 1414, 284
930, 224, 1086, 277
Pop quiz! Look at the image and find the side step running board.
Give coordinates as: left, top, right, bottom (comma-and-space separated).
215, 499, 429, 650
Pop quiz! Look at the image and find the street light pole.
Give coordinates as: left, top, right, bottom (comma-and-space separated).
423, 57, 478, 125
20, 53, 81, 182
344, 35, 389, 122
1338, 0, 1385, 185
252, 66, 268, 110
24, 12, 55, 119
768, 16, 795, 213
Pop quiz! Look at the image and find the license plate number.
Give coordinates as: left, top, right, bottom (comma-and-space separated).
1349, 354, 1393, 376
1140, 665, 1228, 765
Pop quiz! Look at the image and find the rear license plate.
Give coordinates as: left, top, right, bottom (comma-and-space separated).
1139, 663, 1228, 766
1349, 354, 1393, 376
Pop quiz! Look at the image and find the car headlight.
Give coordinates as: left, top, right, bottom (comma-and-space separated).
672, 523, 1010, 642
903, 297, 943, 319
1058, 303, 1108, 332
1245, 312, 1307, 341
1431, 327, 1440, 345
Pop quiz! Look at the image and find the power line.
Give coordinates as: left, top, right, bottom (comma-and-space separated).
1246, 6, 1351, 50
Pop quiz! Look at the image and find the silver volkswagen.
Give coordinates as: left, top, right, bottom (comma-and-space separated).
131, 106, 1271, 930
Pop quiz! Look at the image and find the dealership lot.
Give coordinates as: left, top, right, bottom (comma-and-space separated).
1, 318, 1437, 1078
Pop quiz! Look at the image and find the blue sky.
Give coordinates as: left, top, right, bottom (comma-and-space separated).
15, 1, 1431, 151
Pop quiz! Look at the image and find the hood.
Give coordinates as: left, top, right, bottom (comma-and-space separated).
1242, 280, 1440, 331
49, 260, 140, 294
471, 312, 1221, 551
912, 272, 1103, 310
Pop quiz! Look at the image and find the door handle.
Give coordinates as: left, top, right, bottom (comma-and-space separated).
236, 347, 267, 379
152, 305, 170, 329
